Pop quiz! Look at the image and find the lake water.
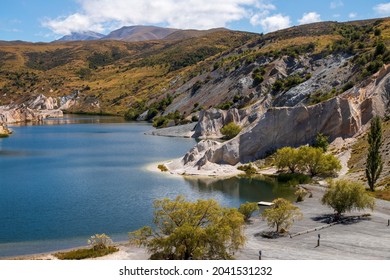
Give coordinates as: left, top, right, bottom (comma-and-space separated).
0, 115, 293, 258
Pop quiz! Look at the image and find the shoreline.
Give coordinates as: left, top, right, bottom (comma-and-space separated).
7, 184, 390, 260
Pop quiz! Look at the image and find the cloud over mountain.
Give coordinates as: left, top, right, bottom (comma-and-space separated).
43, 0, 270, 35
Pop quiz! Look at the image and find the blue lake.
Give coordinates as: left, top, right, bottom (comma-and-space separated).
0, 115, 293, 257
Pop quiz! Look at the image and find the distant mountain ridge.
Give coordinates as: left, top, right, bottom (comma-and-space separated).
56, 31, 105, 41
56, 25, 229, 42
102, 26, 178, 41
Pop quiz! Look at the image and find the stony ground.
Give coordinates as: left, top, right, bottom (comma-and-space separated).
236, 185, 390, 260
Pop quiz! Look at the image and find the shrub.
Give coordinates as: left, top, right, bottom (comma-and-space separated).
220, 122, 242, 140
238, 202, 259, 222
54, 233, 118, 260
274, 147, 300, 173
295, 188, 308, 202
191, 115, 199, 122
88, 233, 113, 250
237, 164, 257, 176
312, 133, 329, 152
261, 198, 303, 233
321, 180, 375, 219
157, 164, 168, 172
273, 146, 341, 177
298, 146, 341, 177
54, 247, 118, 260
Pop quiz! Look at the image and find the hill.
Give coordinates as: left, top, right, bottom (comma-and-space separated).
102, 26, 178, 41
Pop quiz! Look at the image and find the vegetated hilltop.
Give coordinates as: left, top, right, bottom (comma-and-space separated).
0, 29, 255, 115
1, 18, 389, 118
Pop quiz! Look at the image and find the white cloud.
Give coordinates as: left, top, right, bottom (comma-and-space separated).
43, 0, 265, 35
349, 12, 357, 19
252, 13, 291, 33
374, 2, 390, 15
330, 1, 344, 9
298, 12, 321, 25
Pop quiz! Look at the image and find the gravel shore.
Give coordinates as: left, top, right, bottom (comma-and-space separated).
11, 185, 390, 260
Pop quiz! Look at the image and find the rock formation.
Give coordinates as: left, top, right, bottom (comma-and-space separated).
176, 65, 390, 171
0, 94, 64, 124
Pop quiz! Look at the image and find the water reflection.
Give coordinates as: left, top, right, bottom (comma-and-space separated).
9, 114, 129, 127
184, 176, 295, 204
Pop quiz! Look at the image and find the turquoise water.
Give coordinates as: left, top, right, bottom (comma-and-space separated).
0, 115, 293, 257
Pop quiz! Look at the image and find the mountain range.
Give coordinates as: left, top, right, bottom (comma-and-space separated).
56, 25, 228, 42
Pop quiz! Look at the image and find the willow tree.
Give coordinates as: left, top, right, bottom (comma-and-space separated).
261, 198, 303, 233
129, 196, 246, 260
366, 116, 383, 191
322, 180, 375, 219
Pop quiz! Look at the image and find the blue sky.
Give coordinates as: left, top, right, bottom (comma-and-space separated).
1, 0, 390, 42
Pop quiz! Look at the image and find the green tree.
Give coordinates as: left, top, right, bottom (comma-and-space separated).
313, 133, 329, 152
365, 116, 383, 191
274, 147, 300, 173
238, 202, 259, 222
129, 196, 246, 260
220, 122, 242, 140
261, 198, 303, 233
321, 180, 375, 219
298, 146, 341, 177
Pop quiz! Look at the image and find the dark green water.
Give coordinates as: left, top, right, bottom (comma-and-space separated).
0, 115, 294, 257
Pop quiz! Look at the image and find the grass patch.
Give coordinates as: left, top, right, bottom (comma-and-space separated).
372, 187, 390, 201
54, 246, 118, 260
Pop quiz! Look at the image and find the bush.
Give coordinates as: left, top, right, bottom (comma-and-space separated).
298, 146, 341, 177
157, 164, 168, 172
312, 133, 329, 152
54, 247, 118, 260
191, 115, 199, 122
237, 164, 257, 176
220, 122, 242, 140
261, 198, 303, 233
238, 202, 259, 222
252, 74, 264, 87
295, 188, 308, 202
274, 147, 300, 173
321, 180, 375, 219
54, 233, 118, 260
88, 233, 113, 250
273, 146, 341, 177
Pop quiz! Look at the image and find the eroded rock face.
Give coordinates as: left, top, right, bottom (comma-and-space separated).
180, 65, 390, 169
0, 94, 64, 124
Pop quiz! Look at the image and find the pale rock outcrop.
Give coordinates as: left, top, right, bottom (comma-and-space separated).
0, 122, 11, 136
179, 65, 390, 170
0, 94, 64, 124
193, 108, 242, 139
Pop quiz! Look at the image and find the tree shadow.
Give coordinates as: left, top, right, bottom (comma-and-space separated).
311, 214, 336, 224
311, 214, 369, 225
